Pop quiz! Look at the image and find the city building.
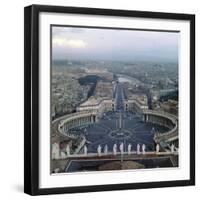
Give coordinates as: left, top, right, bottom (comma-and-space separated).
124, 94, 148, 113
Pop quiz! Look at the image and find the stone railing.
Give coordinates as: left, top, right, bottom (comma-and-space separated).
148, 111, 178, 144
143, 110, 178, 123
58, 110, 98, 134
154, 127, 178, 143
142, 109, 178, 145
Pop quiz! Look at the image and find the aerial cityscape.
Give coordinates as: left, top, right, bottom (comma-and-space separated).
51, 26, 179, 173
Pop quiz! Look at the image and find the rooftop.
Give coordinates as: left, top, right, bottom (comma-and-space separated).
79, 96, 102, 107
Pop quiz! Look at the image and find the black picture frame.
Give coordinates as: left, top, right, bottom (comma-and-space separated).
24, 4, 195, 196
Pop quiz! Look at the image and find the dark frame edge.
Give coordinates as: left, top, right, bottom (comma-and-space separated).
24, 5, 33, 195
35, 179, 194, 196
189, 14, 195, 186
30, 4, 194, 19
24, 5, 40, 196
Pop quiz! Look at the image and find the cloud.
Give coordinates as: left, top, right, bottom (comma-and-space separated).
53, 37, 87, 48
67, 39, 87, 48
52, 27, 178, 61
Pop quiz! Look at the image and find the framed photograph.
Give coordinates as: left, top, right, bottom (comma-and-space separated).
24, 4, 195, 195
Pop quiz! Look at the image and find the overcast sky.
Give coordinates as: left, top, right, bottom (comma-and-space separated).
52, 26, 179, 62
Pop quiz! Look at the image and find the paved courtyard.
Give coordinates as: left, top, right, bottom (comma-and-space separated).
69, 110, 169, 153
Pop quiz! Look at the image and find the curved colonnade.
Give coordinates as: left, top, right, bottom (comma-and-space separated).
143, 110, 178, 150
52, 110, 99, 158
58, 110, 98, 136
52, 108, 178, 155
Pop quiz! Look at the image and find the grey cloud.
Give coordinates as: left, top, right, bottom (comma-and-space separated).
52, 26, 179, 62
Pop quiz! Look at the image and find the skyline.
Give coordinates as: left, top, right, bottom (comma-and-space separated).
52, 26, 179, 62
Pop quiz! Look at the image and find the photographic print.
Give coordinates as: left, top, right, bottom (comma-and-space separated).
24, 5, 195, 195
51, 26, 179, 174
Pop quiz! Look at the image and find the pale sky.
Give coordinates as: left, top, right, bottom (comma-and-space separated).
52, 26, 179, 62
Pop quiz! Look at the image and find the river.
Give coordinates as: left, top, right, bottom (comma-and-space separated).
117, 74, 142, 85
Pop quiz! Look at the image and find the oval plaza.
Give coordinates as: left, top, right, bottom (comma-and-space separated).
51, 78, 178, 173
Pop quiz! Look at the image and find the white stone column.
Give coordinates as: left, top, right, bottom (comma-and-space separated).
156, 144, 160, 154
137, 144, 140, 154
113, 144, 117, 155
97, 145, 102, 156
171, 144, 175, 153
142, 115, 145, 122
146, 114, 148, 122
84, 145, 87, 155
52, 143, 60, 160
60, 151, 66, 159
104, 145, 108, 155
128, 144, 132, 155
120, 143, 124, 154
142, 144, 146, 154
66, 145, 70, 156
